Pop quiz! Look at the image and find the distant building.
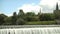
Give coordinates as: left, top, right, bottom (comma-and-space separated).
38, 8, 41, 15
54, 3, 60, 24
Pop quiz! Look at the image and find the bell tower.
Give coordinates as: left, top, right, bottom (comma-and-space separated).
56, 3, 59, 10
54, 2, 60, 24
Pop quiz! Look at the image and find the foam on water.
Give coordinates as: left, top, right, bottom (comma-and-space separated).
0, 27, 60, 34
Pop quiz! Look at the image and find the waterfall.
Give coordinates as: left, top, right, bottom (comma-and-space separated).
0, 27, 60, 34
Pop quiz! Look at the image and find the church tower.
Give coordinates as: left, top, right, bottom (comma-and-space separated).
38, 8, 41, 16
56, 3, 59, 10
54, 2, 60, 24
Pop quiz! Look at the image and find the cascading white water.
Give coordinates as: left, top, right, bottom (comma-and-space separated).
0, 27, 60, 34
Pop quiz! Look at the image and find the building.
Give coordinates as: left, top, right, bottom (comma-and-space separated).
54, 3, 60, 24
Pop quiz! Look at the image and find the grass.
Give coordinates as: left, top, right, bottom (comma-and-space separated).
25, 21, 56, 25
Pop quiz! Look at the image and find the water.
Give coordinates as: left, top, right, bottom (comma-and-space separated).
0, 27, 60, 34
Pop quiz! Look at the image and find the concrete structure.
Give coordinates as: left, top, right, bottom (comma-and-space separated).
0, 25, 60, 34
0, 25, 60, 29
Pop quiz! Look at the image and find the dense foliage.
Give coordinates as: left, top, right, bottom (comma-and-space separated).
39, 13, 55, 21
0, 9, 56, 25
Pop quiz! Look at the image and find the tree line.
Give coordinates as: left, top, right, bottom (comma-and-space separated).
0, 9, 55, 25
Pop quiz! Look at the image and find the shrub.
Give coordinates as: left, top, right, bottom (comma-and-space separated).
16, 18, 26, 25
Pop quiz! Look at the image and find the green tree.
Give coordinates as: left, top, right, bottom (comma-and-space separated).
26, 12, 35, 16
25, 12, 37, 21
16, 18, 26, 25
0, 14, 7, 25
18, 9, 25, 18
4, 17, 12, 25
39, 13, 55, 21
12, 12, 17, 25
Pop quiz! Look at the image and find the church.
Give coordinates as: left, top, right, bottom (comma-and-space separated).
54, 3, 60, 24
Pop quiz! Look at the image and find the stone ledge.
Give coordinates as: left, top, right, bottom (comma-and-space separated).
0, 25, 60, 29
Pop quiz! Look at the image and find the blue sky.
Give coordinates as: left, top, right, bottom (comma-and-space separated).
0, 0, 40, 16
0, 0, 60, 16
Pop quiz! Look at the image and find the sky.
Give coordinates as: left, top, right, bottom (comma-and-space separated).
0, 0, 60, 16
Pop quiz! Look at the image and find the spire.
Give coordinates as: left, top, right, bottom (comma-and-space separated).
39, 8, 41, 14
56, 2, 59, 10
38, 8, 41, 15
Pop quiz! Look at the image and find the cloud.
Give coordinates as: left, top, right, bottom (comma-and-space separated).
1, 0, 60, 16
18, 4, 41, 14
4, 0, 60, 16
40, 0, 58, 6
6, 14, 13, 16
18, 0, 60, 14
0, 11, 2, 14
39, 0, 60, 13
